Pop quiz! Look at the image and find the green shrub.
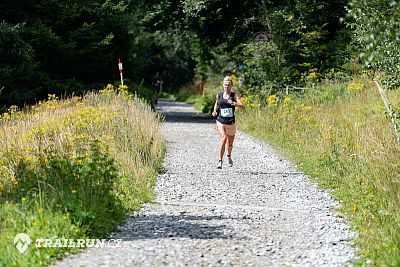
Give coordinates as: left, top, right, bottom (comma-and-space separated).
0, 86, 165, 266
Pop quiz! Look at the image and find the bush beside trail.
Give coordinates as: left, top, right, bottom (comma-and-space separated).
0, 85, 165, 266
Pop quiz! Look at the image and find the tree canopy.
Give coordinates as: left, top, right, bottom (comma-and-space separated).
0, 0, 398, 108
0, 0, 151, 106
347, 0, 400, 88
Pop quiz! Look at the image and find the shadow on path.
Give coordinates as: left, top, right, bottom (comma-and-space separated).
112, 213, 239, 241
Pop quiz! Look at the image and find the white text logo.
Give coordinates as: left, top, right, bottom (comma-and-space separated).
13, 233, 122, 254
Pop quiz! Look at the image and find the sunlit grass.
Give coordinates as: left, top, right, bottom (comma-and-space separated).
0, 84, 165, 266
237, 79, 400, 265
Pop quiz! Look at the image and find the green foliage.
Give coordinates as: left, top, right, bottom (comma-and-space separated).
238, 42, 288, 96
0, 21, 42, 106
173, 81, 215, 113
0, 89, 165, 266
301, 82, 351, 105
347, 0, 400, 88
201, 94, 215, 113
387, 104, 400, 140
146, 0, 353, 100
0, 0, 356, 106
6, 141, 125, 237
232, 0, 353, 100
0, 201, 82, 267
0, 0, 156, 107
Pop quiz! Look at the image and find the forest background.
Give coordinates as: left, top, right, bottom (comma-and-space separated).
1, 0, 399, 108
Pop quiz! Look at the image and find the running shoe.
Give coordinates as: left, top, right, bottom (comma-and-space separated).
227, 155, 233, 167
217, 160, 223, 169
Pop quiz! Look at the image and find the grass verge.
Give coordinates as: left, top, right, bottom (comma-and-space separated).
0, 84, 165, 266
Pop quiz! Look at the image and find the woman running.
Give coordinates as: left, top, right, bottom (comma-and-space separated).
212, 76, 246, 169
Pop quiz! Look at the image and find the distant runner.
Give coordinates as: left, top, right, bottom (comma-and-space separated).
212, 76, 246, 169
152, 71, 163, 104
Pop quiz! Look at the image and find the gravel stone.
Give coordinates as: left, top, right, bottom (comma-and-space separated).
52, 99, 357, 266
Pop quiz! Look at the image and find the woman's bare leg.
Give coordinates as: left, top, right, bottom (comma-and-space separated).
227, 135, 235, 155
217, 125, 227, 160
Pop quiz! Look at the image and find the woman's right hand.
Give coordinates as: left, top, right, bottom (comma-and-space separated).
212, 111, 217, 117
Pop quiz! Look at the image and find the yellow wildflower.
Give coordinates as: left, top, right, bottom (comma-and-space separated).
229, 74, 238, 84
307, 69, 318, 80
267, 95, 277, 106
283, 97, 291, 104
118, 84, 129, 92
347, 83, 364, 91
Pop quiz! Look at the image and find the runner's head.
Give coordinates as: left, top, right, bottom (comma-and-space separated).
223, 76, 233, 92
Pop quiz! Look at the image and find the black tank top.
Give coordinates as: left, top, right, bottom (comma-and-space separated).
217, 92, 235, 125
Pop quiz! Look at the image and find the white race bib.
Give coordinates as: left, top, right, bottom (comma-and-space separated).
220, 108, 233, 117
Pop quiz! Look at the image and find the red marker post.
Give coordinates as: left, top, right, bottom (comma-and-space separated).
118, 58, 124, 86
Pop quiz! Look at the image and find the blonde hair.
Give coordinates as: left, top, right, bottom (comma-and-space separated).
223, 76, 233, 86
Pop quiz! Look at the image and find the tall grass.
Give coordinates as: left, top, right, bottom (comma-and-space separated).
237, 79, 400, 265
0, 85, 165, 266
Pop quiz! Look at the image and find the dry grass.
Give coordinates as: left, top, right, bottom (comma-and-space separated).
0, 85, 165, 266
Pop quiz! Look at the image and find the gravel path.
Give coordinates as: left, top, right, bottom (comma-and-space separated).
53, 99, 356, 266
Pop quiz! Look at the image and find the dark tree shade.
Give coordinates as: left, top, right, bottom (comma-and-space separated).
0, 0, 150, 107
